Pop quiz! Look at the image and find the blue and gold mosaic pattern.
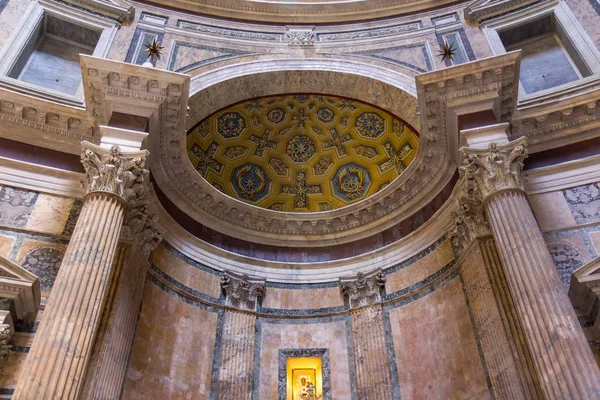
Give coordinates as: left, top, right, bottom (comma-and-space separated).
186, 95, 419, 212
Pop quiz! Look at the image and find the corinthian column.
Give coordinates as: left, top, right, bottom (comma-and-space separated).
460, 138, 600, 399
13, 142, 149, 400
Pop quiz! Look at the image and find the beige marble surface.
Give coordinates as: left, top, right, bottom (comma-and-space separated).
389, 277, 491, 400
152, 244, 221, 299
0, 235, 14, 258
386, 240, 454, 294
123, 281, 219, 399
262, 286, 344, 310
25, 194, 74, 235
529, 191, 577, 232
258, 318, 351, 399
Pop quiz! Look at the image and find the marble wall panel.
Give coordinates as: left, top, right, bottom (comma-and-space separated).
568, 0, 600, 50
61, 199, 82, 236
0, 352, 27, 394
257, 317, 352, 400
122, 280, 219, 399
388, 277, 491, 399
152, 244, 221, 300
0, 186, 39, 229
385, 239, 454, 294
25, 194, 74, 235
546, 238, 589, 289
563, 183, 600, 225
0, 0, 29, 50
16, 240, 66, 299
529, 191, 577, 231
261, 285, 344, 311
0, 235, 14, 258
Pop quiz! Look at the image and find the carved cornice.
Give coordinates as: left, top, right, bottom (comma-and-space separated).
450, 178, 491, 254
220, 271, 266, 311
80, 142, 149, 202
0, 88, 96, 154
340, 270, 386, 309
0, 256, 41, 321
459, 137, 528, 202
465, 0, 539, 24
62, 0, 134, 22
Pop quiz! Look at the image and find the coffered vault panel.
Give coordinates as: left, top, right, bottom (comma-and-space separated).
186, 95, 419, 212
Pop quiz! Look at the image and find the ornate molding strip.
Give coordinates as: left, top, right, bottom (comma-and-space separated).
465, 0, 539, 24
177, 20, 283, 42
62, 0, 134, 22
317, 21, 421, 41
340, 270, 386, 309
221, 271, 266, 311
0, 88, 96, 154
450, 178, 491, 254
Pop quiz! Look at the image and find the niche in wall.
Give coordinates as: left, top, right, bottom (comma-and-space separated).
8, 14, 101, 95
499, 14, 589, 94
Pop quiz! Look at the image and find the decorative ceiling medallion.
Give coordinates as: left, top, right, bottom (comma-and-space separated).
186, 94, 419, 212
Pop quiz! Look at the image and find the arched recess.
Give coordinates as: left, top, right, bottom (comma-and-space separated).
149, 54, 456, 248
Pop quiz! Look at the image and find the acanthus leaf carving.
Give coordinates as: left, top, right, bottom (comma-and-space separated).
459, 137, 528, 201
0, 324, 11, 369
220, 271, 266, 311
340, 270, 386, 308
450, 177, 491, 254
80, 142, 149, 202
121, 191, 164, 259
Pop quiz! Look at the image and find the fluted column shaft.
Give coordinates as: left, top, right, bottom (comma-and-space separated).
13, 143, 149, 400
13, 192, 125, 399
81, 243, 150, 399
459, 238, 541, 399
461, 138, 600, 399
486, 190, 600, 398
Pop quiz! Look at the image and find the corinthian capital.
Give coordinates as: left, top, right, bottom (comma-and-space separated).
80, 141, 149, 202
340, 270, 386, 309
450, 178, 491, 254
220, 271, 266, 311
459, 137, 528, 201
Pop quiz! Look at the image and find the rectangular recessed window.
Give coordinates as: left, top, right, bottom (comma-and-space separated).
8, 14, 101, 95
499, 14, 591, 94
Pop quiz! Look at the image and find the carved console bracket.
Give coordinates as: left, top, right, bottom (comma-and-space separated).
340, 270, 386, 309
221, 271, 266, 311
0, 256, 41, 329
285, 26, 315, 46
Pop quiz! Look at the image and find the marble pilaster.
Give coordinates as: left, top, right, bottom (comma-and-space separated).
216, 272, 265, 400
460, 138, 600, 399
12, 142, 149, 400
341, 271, 392, 400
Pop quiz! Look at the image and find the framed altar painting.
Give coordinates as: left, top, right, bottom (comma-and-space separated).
292, 368, 317, 400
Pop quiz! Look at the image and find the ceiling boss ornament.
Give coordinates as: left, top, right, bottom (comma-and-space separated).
438, 41, 457, 63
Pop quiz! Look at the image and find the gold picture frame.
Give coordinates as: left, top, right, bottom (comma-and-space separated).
292, 368, 317, 400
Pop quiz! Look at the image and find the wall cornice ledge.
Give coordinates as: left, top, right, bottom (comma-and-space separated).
524, 154, 600, 195
0, 157, 85, 198
465, 0, 540, 24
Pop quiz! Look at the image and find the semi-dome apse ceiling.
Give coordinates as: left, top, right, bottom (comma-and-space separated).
186, 94, 419, 212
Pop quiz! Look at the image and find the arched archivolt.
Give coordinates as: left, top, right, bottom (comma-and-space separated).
150, 54, 454, 247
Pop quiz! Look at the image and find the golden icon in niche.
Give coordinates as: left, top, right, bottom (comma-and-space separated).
286, 357, 322, 400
